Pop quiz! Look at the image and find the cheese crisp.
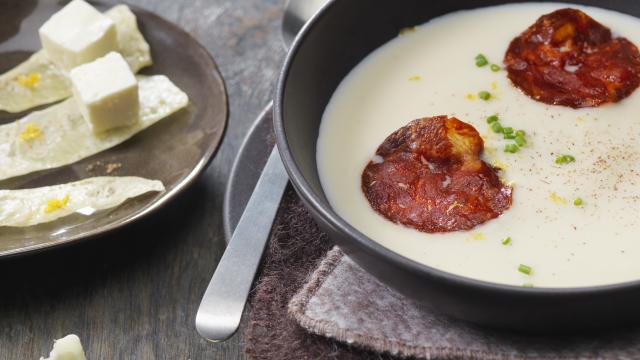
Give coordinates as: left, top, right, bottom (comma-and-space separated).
0, 75, 188, 181
0, 177, 164, 227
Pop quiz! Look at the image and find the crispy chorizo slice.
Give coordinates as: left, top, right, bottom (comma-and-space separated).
504, 8, 640, 108
362, 116, 512, 233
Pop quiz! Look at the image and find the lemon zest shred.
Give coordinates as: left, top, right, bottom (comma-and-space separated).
19, 124, 42, 142
491, 81, 498, 90
491, 159, 510, 170
447, 201, 462, 213
466, 93, 476, 100
17, 72, 41, 88
399, 26, 417, 35
408, 75, 421, 81
44, 195, 70, 214
470, 232, 485, 240
549, 192, 568, 205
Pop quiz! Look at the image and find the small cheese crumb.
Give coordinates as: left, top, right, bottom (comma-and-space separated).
19, 124, 43, 142
16, 72, 41, 88
44, 195, 70, 213
549, 192, 568, 205
40, 334, 86, 360
105, 162, 122, 174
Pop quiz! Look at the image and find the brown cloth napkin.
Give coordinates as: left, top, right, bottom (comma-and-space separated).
244, 187, 396, 360
244, 188, 640, 360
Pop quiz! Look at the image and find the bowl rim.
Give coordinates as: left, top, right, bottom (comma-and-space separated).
273, 0, 640, 295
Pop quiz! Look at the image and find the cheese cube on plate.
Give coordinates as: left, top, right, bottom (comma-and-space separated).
39, 0, 118, 70
70, 52, 140, 133
40, 334, 86, 360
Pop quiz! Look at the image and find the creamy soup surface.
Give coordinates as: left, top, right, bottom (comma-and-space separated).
317, 3, 640, 288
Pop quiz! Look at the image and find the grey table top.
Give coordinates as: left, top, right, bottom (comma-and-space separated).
0, 0, 286, 358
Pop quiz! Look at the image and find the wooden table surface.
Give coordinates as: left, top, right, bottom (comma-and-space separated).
0, 0, 286, 358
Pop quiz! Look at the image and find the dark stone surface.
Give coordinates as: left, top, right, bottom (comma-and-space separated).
0, 0, 285, 358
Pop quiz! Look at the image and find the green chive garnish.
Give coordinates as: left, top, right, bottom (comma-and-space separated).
490, 64, 501, 72
504, 144, 519, 153
522, 283, 534, 288
478, 91, 491, 100
487, 117, 527, 152
475, 54, 489, 67
574, 197, 583, 206
491, 121, 503, 133
514, 135, 526, 147
518, 264, 533, 275
502, 236, 512, 245
555, 154, 576, 165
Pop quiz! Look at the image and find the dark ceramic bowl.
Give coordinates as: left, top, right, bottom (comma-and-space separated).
0, 1, 228, 257
274, 0, 640, 333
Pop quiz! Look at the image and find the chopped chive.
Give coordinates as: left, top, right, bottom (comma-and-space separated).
502, 236, 512, 245
555, 154, 576, 165
504, 133, 516, 140
503, 127, 514, 135
504, 144, 520, 153
478, 91, 491, 100
518, 264, 533, 275
490, 64, 501, 72
515, 130, 526, 137
475, 54, 489, 67
491, 121, 503, 133
574, 197, 583, 206
486, 114, 499, 124
522, 283, 534, 288
514, 135, 527, 147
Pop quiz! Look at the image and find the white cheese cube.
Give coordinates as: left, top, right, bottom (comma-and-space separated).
70, 52, 139, 133
39, 0, 118, 71
40, 334, 86, 360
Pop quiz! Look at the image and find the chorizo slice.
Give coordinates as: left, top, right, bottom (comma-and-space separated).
362, 116, 512, 233
504, 8, 640, 108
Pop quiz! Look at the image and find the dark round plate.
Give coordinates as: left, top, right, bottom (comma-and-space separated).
0, 1, 228, 257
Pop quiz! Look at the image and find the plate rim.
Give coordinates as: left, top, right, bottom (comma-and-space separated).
222, 102, 273, 242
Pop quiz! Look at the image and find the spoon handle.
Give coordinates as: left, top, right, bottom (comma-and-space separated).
195, 147, 288, 342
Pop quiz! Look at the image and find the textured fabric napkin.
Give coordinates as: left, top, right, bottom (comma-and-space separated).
244, 188, 640, 360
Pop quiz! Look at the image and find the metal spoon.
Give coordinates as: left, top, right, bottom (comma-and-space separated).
195, 0, 328, 342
